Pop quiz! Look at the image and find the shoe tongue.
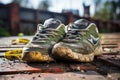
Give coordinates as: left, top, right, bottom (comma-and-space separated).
72, 19, 90, 29
43, 18, 61, 29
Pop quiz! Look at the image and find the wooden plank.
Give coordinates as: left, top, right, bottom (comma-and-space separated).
101, 33, 120, 46
0, 58, 97, 75
0, 45, 25, 48
0, 71, 107, 80
102, 45, 118, 48
102, 52, 120, 55
101, 42, 120, 44
101, 33, 120, 39
97, 55, 120, 68
93, 57, 120, 80
0, 52, 4, 58
0, 48, 22, 52
0, 59, 65, 75
101, 40, 120, 44
0, 34, 119, 79
101, 43, 118, 45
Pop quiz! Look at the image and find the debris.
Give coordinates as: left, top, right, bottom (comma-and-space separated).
11, 38, 29, 45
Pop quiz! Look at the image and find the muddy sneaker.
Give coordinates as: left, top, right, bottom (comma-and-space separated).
22, 18, 66, 62
51, 19, 102, 62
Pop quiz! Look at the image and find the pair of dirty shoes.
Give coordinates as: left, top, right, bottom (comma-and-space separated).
22, 18, 102, 62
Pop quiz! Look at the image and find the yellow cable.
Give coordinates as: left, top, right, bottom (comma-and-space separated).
5, 49, 22, 60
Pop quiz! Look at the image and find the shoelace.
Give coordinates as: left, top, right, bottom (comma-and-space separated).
62, 30, 80, 43
63, 27, 88, 43
32, 28, 58, 43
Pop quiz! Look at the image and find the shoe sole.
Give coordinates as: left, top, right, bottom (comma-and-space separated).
52, 45, 102, 62
22, 51, 54, 62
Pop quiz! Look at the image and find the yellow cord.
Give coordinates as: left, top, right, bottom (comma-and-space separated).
5, 49, 22, 60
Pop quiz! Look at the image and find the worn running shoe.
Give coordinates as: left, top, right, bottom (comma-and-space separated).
22, 18, 66, 62
52, 19, 102, 62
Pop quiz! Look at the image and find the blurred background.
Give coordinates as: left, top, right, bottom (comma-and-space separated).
0, 0, 120, 36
